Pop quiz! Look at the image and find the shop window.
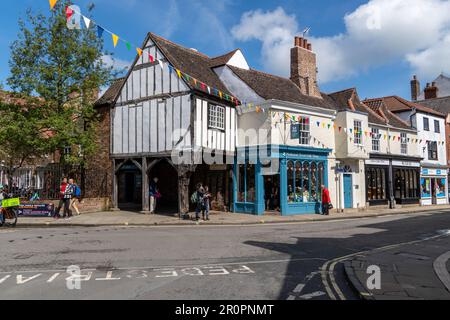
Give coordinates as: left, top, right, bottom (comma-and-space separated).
421, 178, 431, 198
287, 161, 294, 203
367, 167, 387, 201
423, 117, 429, 131
434, 120, 440, 133
299, 117, 310, 145
427, 141, 438, 160
318, 163, 324, 200
354, 120, 362, 145
436, 178, 446, 198
303, 162, 310, 202
246, 165, 255, 202
236, 164, 255, 203
311, 163, 318, 201
371, 128, 380, 152
295, 162, 302, 202
237, 164, 245, 202
401, 133, 407, 154
208, 104, 225, 131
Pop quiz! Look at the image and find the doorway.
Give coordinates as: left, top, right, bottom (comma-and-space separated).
343, 174, 353, 209
264, 175, 280, 212
148, 160, 179, 214
117, 162, 142, 211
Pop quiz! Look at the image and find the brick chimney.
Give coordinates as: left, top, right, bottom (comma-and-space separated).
410, 75, 420, 101
290, 36, 322, 99
424, 82, 438, 100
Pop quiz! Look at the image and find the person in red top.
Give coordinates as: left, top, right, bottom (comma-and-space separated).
53, 178, 68, 219
321, 185, 332, 216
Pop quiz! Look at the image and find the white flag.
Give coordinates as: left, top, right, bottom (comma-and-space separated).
207, 86, 211, 94
157, 59, 165, 70
83, 16, 91, 29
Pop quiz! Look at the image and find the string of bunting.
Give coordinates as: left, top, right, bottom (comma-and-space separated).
50, 0, 243, 106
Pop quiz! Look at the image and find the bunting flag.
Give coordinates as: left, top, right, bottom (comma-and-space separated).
49, 0, 58, 9
157, 59, 164, 70
136, 47, 143, 57
97, 26, 104, 38
112, 34, 119, 48
83, 16, 91, 29
66, 6, 74, 21
148, 53, 154, 63
176, 69, 182, 78
126, 42, 132, 51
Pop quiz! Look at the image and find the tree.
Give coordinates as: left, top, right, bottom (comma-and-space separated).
5, 0, 117, 173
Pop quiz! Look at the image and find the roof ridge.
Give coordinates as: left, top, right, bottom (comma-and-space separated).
329, 87, 356, 95
210, 49, 239, 61
149, 32, 210, 59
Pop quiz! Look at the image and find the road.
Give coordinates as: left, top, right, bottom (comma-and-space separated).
0, 210, 450, 300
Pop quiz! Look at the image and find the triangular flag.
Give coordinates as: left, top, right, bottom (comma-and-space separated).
219, 91, 223, 99
83, 16, 91, 29
112, 34, 119, 48
49, 0, 58, 10
148, 54, 154, 63
66, 6, 74, 21
207, 86, 211, 94
97, 26, 104, 38
157, 59, 164, 70
136, 48, 143, 57
316, 122, 320, 127
126, 42, 132, 51
176, 69, 182, 78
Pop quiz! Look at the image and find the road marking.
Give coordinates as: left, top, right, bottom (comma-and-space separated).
321, 232, 450, 300
17, 274, 42, 284
433, 251, 450, 292
47, 273, 60, 283
299, 291, 325, 300
0, 275, 11, 284
0, 257, 325, 275
287, 295, 296, 300
293, 284, 305, 293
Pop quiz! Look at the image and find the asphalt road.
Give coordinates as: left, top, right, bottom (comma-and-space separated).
1, 209, 450, 300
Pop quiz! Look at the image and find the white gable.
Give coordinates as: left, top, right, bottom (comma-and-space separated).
226, 50, 250, 70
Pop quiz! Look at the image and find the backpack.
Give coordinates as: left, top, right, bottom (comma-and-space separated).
74, 185, 81, 197
190, 192, 198, 204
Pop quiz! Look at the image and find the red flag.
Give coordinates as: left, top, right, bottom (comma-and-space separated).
66, 6, 74, 21
148, 54, 154, 63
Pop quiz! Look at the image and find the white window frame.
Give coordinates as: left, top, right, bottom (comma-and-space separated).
299, 117, 310, 145
354, 120, 362, 145
208, 104, 225, 131
400, 133, 407, 154
371, 128, 380, 152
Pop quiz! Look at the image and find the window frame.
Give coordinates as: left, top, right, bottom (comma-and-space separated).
400, 133, 407, 155
434, 120, 440, 133
354, 120, 362, 145
428, 141, 438, 160
208, 104, 226, 131
423, 117, 430, 131
298, 117, 310, 146
371, 128, 380, 152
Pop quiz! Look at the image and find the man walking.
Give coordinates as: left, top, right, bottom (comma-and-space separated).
54, 178, 68, 219
321, 185, 332, 216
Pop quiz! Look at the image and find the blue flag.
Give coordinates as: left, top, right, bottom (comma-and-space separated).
97, 26, 104, 38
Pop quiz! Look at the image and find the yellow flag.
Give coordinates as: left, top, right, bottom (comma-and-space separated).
219, 91, 223, 99
49, 0, 58, 9
112, 34, 119, 48
176, 69, 182, 78
136, 48, 143, 56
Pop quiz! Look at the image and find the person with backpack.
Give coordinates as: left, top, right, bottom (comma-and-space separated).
69, 179, 81, 216
192, 183, 205, 221
62, 179, 75, 219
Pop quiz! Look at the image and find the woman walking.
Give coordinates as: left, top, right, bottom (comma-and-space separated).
321, 185, 332, 216
69, 179, 81, 216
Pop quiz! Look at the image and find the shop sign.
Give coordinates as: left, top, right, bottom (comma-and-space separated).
421, 168, 447, 176
365, 159, 389, 166
290, 124, 300, 140
392, 161, 420, 168
17, 203, 54, 217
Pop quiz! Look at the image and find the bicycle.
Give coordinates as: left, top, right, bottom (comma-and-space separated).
0, 196, 19, 228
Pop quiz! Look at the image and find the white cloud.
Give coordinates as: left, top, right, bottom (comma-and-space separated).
231, 0, 450, 83
101, 55, 130, 72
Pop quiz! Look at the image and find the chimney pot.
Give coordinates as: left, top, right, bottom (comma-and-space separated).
302, 39, 308, 48
307, 43, 312, 51
410, 75, 420, 101
432, 82, 437, 87
296, 37, 303, 47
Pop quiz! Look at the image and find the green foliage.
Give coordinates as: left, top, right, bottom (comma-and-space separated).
5, 0, 116, 168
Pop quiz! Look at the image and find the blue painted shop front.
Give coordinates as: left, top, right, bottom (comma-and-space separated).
233, 145, 331, 216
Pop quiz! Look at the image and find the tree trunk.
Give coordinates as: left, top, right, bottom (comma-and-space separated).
177, 164, 197, 216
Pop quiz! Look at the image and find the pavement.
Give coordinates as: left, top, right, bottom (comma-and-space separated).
14, 204, 450, 228
1, 209, 450, 300
343, 234, 450, 300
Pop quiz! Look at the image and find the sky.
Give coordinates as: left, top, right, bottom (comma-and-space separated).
1, 0, 450, 100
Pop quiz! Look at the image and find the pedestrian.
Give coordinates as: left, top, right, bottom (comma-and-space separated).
321, 185, 332, 216
194, 183, 205, 221
54, 178, 68, 219
62, 179, 75, 219
149, 177, 159, 214
203, 186, 211, 221
69, 179, 81, 216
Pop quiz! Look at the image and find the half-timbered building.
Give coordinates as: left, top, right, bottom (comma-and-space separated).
96, 33, 239, 214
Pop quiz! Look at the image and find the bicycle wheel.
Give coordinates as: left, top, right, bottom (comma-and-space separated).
4, 208, 17, 227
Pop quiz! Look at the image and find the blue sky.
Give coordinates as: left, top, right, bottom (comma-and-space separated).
2, 0, 450, 100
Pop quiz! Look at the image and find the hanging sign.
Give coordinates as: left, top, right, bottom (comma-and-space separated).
291, 124, 300, 139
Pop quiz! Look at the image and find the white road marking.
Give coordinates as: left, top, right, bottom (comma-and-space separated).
47, 273, 60, 283
17, 274, 42, 284
300, 291, 325, 300
433, 251, 450, 292
95, 271, 121, 281
0, 275, 11, 284
287, 295, 296, 300
293, 284, 305, 293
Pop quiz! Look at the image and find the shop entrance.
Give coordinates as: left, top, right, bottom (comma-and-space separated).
343, 174, 353, 209
264, 175, 280, 212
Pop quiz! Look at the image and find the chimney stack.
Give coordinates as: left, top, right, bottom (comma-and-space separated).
410, 75, 420, 101
290, 36, 321, 98
424, 81, 438, 100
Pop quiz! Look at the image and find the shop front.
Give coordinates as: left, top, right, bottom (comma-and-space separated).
420, 167, 448, 206
233, 145, 331, 216
365, 155, 421, 208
